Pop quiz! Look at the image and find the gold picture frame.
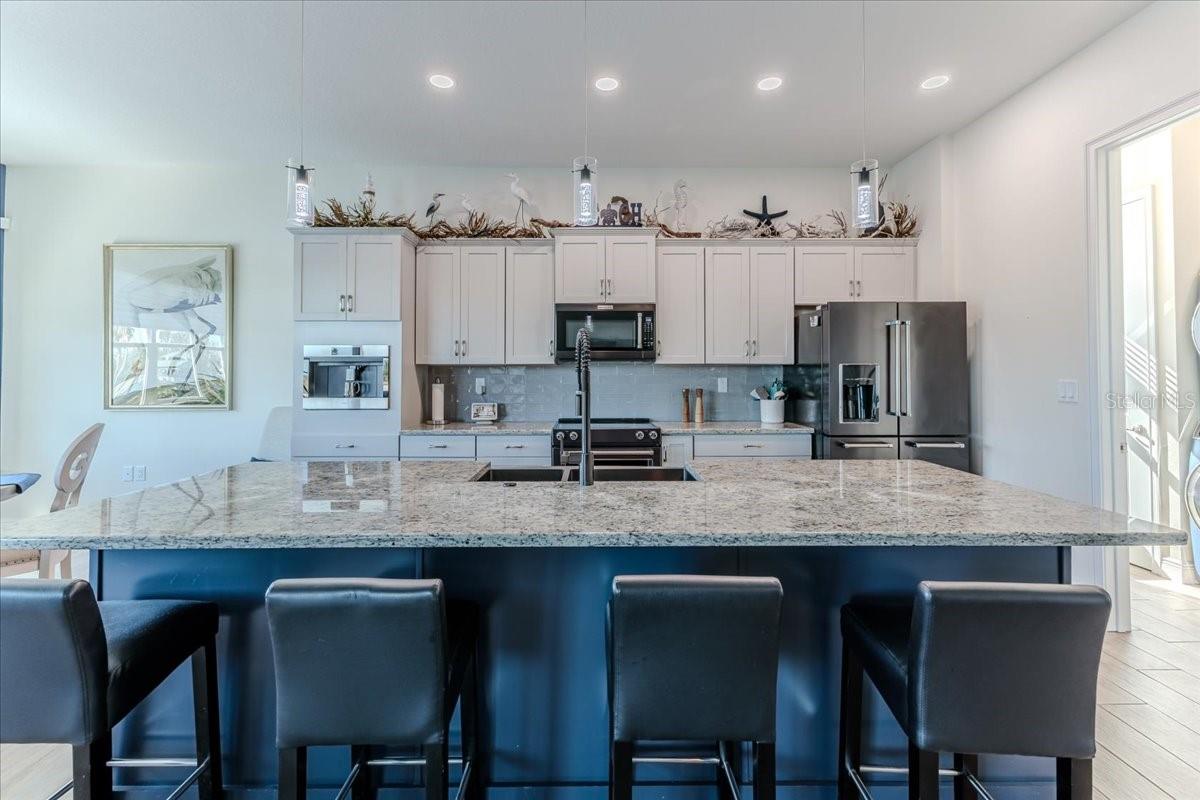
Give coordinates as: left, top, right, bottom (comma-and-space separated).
103, 244, 233, 410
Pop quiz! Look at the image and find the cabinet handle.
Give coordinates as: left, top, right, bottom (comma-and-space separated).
607, 278, 613, 295
428, 443, 449, 449
454, 340, 460, 356
856, 280, 863, 297
600, 277, 606, 297
848, 279, 854, 297
339, 294, 346, 312
549, 338, 555, 358
504, 444, 525, 449
752, 339, 758, 356
656, 338, 662, 357
462, 339, 467, 357
744, 340, 750, 357
334, 444, 356, 449
347, 294, 354, 312
742, 443, 765, 448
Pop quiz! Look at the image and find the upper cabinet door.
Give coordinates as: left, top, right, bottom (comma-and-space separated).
795, 246, 855, 304
855, 247, 915, 301
294, 236, 348, 320
605, 235, 656, 303
505, 246, 555, 365
415, 246, 461, 365
555, 235, 606, 303
346, 236, 401, 321
656, 247, 705, 364
459, 245, 506, 365
704, 247, 751, 364
749, 247, 795, 364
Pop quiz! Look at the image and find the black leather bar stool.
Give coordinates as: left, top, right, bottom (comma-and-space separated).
608, 574, 783, 800
838, 581, 1111, 800
265, 577, 481, 800
0, 578, 223, 800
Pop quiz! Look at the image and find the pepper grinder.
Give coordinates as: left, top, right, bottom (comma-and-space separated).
681, 388, 691, 423
694, 388, 705, 425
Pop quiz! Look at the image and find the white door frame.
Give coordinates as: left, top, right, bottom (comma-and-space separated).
1085, 90, 1200, 631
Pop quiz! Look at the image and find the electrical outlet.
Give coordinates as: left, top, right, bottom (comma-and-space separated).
1057, 379, 1079, 404
134, 465, 147, 482
121, 465, 133, 482
475, 377, 486, 395
717, 377, 728, 393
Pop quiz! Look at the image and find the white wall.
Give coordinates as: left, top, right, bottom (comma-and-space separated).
886, 135, 955, 300
0, 164, 846, 519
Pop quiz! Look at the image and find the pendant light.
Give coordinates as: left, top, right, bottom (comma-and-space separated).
572, 0, 598, 226
286, 0, 315, 227
850, 0, 879, 232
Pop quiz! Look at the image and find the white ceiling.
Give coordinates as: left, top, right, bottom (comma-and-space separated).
0, 0, 1150, 168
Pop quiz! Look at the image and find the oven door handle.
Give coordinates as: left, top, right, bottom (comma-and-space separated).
592, 449, 658, 458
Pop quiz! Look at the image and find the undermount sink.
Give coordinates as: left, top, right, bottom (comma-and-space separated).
471, 466, 700, 483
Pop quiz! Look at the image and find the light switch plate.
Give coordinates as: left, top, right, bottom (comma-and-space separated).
134, 465, 147, 482
121, 465, 133, 482
1057, 379, 1079, 403
717, 377, 728, 393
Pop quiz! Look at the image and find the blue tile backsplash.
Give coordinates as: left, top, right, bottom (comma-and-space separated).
425, 363, 817, 422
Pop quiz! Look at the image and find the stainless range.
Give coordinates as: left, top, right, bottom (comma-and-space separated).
551, 417, 662, 467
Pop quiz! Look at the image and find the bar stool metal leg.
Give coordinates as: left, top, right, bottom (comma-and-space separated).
423, 737, 448, 800
350, 746, 374, 800
907, 743, 938, 800
610, 740, 633, 800
1057, 757, 1092, 800
718, 741, 738, 800
953, 754, 979, 800
461, 655, 483, 800
72, 733, 113, 800
278, 747, 306, 800
838, 641, 864, 800
753, 741, 776, 800
191, 637, 223, 800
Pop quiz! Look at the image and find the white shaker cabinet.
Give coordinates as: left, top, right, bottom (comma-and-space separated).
655, 246, 705, 364
854, 247, 915, 301
661, 435, 695, 468
704, 247, 752, 363
458, 245, 506, 365
555, 229, 656, 303
505, 245, 556, 364
416, 245, 505, 365
749, 247, 795, 364
294, 234, 402, 321
795, 246, 855, 304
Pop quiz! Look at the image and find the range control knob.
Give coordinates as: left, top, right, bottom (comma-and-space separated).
635, 430, 645, 440
649, 430, 659, 440
555, 432, 565, 441
569, 431, 579, 441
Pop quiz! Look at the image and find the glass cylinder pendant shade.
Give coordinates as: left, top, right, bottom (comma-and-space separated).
573, 156, 598, 226
850, 158, 880, 230
286, 161, 315, 227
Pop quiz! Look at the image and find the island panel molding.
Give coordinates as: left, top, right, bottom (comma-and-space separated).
103, 243, 233, 410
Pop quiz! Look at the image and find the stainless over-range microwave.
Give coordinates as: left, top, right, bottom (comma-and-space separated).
555, 304, 655, 362
301, 345, 389, 409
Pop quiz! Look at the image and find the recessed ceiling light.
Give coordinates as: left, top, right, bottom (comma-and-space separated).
428, 74, 455, 89
756, 76, 783, 92
594, 76, 620, 92
920, 74, 950, 90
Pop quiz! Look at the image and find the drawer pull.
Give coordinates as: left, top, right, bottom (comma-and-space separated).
742, 443, 765, 448
334, 444, 356, 449
504, 444, 526, 449
428, 444, 449, 449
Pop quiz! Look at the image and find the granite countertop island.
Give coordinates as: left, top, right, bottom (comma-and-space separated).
400, 420, 815, 435
0, 458, 1180, 550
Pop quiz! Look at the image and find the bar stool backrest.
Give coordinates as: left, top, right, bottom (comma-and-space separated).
50, 422, 105, 512
266, 577, 448, 748
908, 581, 1111, 758
609, 574, 783, 742
0, 578, 108, 745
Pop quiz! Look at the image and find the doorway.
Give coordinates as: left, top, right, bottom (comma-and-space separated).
1090, 96, 1200, 630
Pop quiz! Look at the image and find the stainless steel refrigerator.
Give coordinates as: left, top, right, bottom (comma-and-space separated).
796, 302, 970, 471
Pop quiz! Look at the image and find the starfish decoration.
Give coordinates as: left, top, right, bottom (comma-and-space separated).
743, 195, 788, 230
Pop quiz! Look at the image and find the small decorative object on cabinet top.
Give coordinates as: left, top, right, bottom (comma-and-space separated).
743, 195, 788, 231
599, 203, 618, 226
611, 196, 634, 226
460, 193, 476, 217
360, 173, 375, 203
507, 173, 533, 227
424, 192, 445, 224
630, 202, 643, 226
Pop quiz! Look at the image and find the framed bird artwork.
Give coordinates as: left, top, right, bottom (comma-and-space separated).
103, 244, 234, 409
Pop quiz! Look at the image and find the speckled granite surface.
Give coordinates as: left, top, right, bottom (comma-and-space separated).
401, 421, 814, 436
0, 459, 1182, 550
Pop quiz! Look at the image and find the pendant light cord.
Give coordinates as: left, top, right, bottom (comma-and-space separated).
859, 0, 867, 162
298, 0, 305, 164
583, 0, 589, 158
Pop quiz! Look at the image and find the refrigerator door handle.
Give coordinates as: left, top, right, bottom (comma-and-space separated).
900, 320, 912, 417
885, 320, 901, 416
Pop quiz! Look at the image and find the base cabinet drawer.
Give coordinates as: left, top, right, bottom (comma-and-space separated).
479, 456, 554, 467
693, 434, 812, 458
476, 435, 552, 460
400, 435, 476, 459
292, 434, 399, 459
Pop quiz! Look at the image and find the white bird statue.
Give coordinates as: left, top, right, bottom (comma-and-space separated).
425, 192, 445, 224
506, 173, 532, 227
672, 179, 690, 231
460, 193, 477, 217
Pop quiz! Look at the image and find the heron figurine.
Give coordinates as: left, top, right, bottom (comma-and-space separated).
506, 173, 532, 227
460, 193, 477, 217
672, 179, 690, 230
425, 192, 445, 224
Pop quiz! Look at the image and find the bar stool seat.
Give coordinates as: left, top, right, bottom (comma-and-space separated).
0, 579, 223, 800
837, 581, 1111, 800
100, 600, 218, 725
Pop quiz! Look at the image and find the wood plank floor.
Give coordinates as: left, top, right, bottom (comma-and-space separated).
2, 567, 1198, 798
